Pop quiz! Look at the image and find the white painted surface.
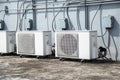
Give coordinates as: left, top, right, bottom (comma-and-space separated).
35, 32, 44, 55
79, 32, 90, 59
16, 31, 52, 56
0, 31, 7, 53
55, 31, 97, 59
0, 31, 15, 53
0, 1, 120, 60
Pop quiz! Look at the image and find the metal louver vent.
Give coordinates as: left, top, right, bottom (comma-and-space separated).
18, 33, 35, 54
57, 33, 78, 57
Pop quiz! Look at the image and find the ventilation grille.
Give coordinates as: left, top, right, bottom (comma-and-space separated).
57, 33, 78, 57
17, 33, 35, 54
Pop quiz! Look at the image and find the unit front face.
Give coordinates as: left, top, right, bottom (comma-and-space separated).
55, 31, 97, 60
17, 31, 51, 56
56, 32, 79, 58
17, 33, 35, 55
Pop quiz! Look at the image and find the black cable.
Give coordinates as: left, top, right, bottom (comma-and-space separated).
98, 6, 112, 60
98, 47, 107, 58
98, 46, 112, 61
89, 3, 112, 60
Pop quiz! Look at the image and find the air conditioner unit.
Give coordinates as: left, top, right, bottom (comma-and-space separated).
0, 31, 16, 54
55, 31, 97, 60
16, 31, 52, 57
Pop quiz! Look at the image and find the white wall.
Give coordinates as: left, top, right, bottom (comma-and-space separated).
0, 1, 120, 61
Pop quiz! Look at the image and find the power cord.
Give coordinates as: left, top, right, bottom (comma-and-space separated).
52, 3, 65, 32
91, 5, 101, 30
98, 46, 112, 61
16, 0, 20, 31
76, 6, 81, 30
52, 0, 76, 32
98, 46, 107, 58
97, 30, 107, 37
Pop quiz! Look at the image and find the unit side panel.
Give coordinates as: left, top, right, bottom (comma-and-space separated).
79, 32, 90, 59
0, 32, 7, 53
35, 33, 44, 55
55, 32, 58, 57
7, 32, 16, 53
43, 32, 52, 55
90, 32, 98, 59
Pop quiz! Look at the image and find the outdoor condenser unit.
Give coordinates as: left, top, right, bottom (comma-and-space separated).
55, 31, 97, 60
0, 31, 16, 54
16, 31, 52, 57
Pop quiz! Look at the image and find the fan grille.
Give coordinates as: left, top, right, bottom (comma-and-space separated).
18, 33, 35, 54
60, 34, 78, 55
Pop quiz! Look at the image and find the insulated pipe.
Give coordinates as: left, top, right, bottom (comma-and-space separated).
84, 0, 89, 30
32, 0, 37, 30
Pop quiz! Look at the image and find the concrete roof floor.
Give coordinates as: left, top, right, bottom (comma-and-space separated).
0, 55, 119, 80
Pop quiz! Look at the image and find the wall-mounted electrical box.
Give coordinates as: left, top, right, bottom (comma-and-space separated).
102, 15, 114, 29
55, 30, 97, 60
5, 6, 9, 14
16, 31, 52, 57
57, 19, 66, 30
57, 18, 69, 30
0, 31, 16, 54
25, 19, 33, 30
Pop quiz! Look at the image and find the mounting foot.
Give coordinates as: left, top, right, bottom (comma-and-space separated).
0, 53, 3, 56
36, 56, 40, 59
80, 59, 85, 63
20, 55, 23, 58
59, 58, 64, 61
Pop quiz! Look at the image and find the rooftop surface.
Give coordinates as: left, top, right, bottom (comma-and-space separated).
0, 55, 119, 80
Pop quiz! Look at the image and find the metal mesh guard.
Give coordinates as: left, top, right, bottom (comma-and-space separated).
18, 33, 35, 54
60, 34, 78, 55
